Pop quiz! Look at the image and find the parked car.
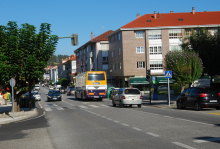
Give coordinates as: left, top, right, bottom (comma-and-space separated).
42, 84, 45, 87
66, 88, 75, 96
110, 88, 120, 100
59, 87, 66, 94
46, 90, 62, 102
176, 87, 220, 111
112, 88, 142, 108
49, 86, 54, 90
32, 91, 41, 101
34, 84, 40, 91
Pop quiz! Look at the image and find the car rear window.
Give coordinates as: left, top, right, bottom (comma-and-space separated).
199, 87, 219, 93
49, 91, 60, 94
124, 89, 140, 94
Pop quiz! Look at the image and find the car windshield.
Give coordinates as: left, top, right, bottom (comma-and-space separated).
49, 91, 60, 94
33, 92, 39, 95
199, 87, 219, 93
124, 89, 140, 94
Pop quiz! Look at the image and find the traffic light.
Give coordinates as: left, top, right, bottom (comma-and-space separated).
71, 34, 78, 46
146, 70, 151, 81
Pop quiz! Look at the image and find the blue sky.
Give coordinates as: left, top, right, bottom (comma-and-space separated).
1, 0, 220, 56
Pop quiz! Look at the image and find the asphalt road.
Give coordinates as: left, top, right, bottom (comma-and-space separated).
0, 86, 220, 149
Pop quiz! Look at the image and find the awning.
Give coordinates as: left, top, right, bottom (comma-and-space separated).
130, 77, 176, 85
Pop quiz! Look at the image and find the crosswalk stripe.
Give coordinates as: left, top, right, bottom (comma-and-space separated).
89, 105, 99, 108
67, 106, 76, 109
78, 105, 88, 109
56, 107, 64, 110
45, 108, 52, 111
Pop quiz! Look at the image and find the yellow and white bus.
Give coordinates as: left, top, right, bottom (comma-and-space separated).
75, 71, 107, 101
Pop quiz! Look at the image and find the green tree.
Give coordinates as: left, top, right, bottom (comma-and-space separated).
59, 78, 70, 88
0, 21, 58, 111
181, 28, 220, 86
49, 80, 53, 85
164, 51, 203, 92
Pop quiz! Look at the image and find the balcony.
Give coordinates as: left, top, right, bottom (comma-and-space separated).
90, 51, 94, 57
90, 63, 95, 70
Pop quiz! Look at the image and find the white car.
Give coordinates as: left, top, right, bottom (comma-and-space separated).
49, 86, 54, 90
33, 91, 41, 101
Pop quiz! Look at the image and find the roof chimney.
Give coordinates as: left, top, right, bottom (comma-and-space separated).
170, 11, 174, 13
154, 11, 157, 19
91, 32, 93, 39
137, 13, 140, 19
192, 7, 195, 14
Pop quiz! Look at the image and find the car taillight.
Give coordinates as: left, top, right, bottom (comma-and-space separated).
86, 90, 88, 95
122, 96, 126, 99
105, 89, 107, 95
199, 93, 207, 97
218, 93, 220, 96
140, 96, 142, 99
70, 91, 72, 93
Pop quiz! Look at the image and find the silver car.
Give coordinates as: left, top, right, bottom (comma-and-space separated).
112, 88, 142, 108
66, 88, 75, 96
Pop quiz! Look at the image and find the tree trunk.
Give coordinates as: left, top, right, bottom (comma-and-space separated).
181, 84, 186, 93
11, 95, 20, 112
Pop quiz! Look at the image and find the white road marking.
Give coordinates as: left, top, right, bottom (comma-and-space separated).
62, 100, 75, 107
114, 120, 119, 123
121, 123, 129, 126
89, 105, 99, 108
78, 105, 88, 109
38, 102, 43, 109
45, 107, 52, 111
193, 138, 220, 143
101, 116, 106, 118
53, 104, 58, 107
176, 118, 214, 126
107, 118, 113, 121
164, 116, 173, 118
146, 132, 160, 137
100, 104, 108, 107
133, 127, 142, 131
56, 107, 64, 110
172, 142, 196, 149
67, 106, 76, 109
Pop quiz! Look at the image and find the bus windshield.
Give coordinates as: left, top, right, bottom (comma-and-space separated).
88, 74, 105, 81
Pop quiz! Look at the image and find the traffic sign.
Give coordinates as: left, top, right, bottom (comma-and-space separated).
10, 78, 16, 87
165, 71, 172, 79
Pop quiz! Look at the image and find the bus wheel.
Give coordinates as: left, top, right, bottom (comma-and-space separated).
81, 93, 86, 101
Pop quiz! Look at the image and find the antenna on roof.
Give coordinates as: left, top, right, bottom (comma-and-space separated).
102, 26, 104, 32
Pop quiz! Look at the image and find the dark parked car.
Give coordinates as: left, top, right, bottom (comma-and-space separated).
59, 87, 66, 94
47, 90, 62, 102
176, 87, 220, 111
66, 88, 75, 96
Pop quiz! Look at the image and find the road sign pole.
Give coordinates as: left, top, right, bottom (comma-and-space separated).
12, 86, 14, 119
168, 78, 170, 107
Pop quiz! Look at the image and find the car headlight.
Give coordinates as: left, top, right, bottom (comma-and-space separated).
48, 96, 51, 98
57, 96, 61, 98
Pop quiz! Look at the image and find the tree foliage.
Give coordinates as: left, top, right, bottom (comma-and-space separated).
59, 78, 70, 88
47, 54, 69, 66
181, 28, 220, 85
164, 51, 203, 92
0, 21, 58, 111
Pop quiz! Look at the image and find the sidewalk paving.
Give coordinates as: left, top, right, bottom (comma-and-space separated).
0, 98, 38, 125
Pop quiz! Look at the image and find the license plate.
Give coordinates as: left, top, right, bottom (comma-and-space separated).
53, 98, 57, 100
210, 100, 217, 102
94, 96, 99, 98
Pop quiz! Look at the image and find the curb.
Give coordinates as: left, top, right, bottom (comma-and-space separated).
0, 109, 39, 124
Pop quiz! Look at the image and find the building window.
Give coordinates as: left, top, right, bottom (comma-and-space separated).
114, 50, 116, 56
102, 44, 107, 50
111, 64, 114, 70
118, 63, 121, 70
87, 47, 89, 52
118, 48, 121, 55
149, 30, 162, 40
136, 47, 144, 53
149, 46, 162, 55
136, 31, 144, 38
111, 51, 113, 57
115, 63, 117, 70
103, 57, 108, 64
169, 45, 182, 52
169, 29, 182, 39
150, 61, 163, 70
118, 33, 120, 40
137, 61, 145, 68
185, 29, 192, 36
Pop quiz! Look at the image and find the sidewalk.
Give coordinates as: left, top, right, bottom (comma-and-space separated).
0, 98, 38, 124
141, 93, 178, 109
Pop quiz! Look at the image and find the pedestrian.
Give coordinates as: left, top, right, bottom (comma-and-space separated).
4, 92, 8, 105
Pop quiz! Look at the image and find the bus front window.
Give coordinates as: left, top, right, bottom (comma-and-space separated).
88, 74, 105, 81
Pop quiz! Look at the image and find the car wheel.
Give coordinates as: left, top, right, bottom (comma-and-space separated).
119, 100, 124, 108
138, 104, 141, 108
194, 102, 202, 111
216, 107, 220, 110
112, 100, 116, 107
177, 101, 183, 109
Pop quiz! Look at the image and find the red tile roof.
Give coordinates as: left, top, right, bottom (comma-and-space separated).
121, 11, 220, 28
91, 30, 114, 42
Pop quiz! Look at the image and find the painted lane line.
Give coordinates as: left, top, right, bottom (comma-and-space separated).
146, 132, 160, 137
164, 116, 173, 118
107, 118, 113, 121
193, 138, 220, 143
114, 120, 119, 123
67, 106, 76, 109
100, 104, 108, 107
53, 104, 58, 107
101, 116, 106, 118
133, 127, 142, 131
89, 105, 99, 108
38, 102, 43, 109
78, 105, 88, 109
172, 142, 196, 149
45, 107, 52, 111
176, 118, 214, 126
121, 123, 129, 126
209, 113, 220, 115
56, 107, 64, 110
62, 100, 75, 107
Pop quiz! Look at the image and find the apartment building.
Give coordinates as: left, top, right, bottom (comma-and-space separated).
74, 30, 114, 86
107, 7, 220, 89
